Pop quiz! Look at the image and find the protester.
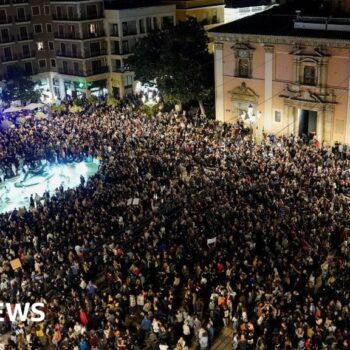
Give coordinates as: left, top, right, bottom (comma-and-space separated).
0, 99, 349, 350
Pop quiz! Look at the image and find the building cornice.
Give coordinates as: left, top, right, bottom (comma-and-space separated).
208, 32, 350, 49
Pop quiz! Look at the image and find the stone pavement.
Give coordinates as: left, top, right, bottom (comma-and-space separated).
210, 327, 233, 350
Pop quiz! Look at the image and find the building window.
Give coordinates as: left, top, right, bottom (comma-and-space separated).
24, 62, 32, 75
39, 59, 46, 68
51, 59, 56, 68
48, 41, 54, 50
234, 46, 253, 79
0, 9, 7, 23
153, 17, 159, 30
122, 40, 129, 55
34, 24, 42, 34
1, 28, 9, 42
4, 46, 12, 59
139, 19, 145, 34
89, 24, 97, 35
19, 26, 27, 39
16, 8, 26, 21
274, 110, 282, 123
56, 6, 62, 19
86, 4, 97, 17
112, 24, 118, 36
44, 6, 50, 15
37, 41, 44, 51
123, 75, 133, 87
238, 59, 249, 78
46, 24, 52, 33
146, 17, 152, 32
31, 6, 40, 16
303, 65, 316, 85
73, 62, 79, 74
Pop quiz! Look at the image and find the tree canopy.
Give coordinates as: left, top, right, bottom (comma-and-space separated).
129, 17, 214, 115
0, 67, 40, 106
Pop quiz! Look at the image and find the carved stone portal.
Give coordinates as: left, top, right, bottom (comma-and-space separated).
228, 82, 259, 122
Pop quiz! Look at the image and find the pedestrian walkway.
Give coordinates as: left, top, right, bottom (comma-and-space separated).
210, 327, 233, 350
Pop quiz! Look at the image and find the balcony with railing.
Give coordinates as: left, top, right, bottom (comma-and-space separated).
85, 49, 107, 58
110, 31, 119, 38
56, 49, 107, 58
58, 65, 108, 77
86, 66, 108, 76
0, 0, 10, 5
17, 33, 33, 41
56, 50, 83, 59
1, 54, 17, 62
0, 35, 15, 44
13, 0, 29, 3
15, 14, 31, 23
0, 16, 12, 25
19, 51, 36, 59
58, 67, 84, 76
111, 47, 131, 56
122, 29, 137, 37
52, 13, 104, 21
54, 30, 105, 40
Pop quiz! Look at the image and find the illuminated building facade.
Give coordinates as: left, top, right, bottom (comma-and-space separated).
210, 8, 350, 145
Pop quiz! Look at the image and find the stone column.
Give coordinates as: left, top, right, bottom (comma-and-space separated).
293, 107, 298, 136
286, 105, 293, 135
214, 42, 225, 122
293, 57, 298, 83
323, 109, 333, 144
317, 109, 324, 142
48, 72, 54, 100
346, 68, 350, 145
59, 77, 65, 100
264, 45, 274, 132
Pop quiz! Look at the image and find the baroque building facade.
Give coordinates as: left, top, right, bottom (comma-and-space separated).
210, 10, 350, 145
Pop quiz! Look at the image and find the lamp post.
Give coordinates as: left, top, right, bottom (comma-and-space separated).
245, 104, 263, 140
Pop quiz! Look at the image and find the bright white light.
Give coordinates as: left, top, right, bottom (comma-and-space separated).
0, 161, 99, 214
248, 104, 254, 117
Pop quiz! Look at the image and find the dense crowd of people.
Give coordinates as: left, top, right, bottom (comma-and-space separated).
0, 101, 349, 350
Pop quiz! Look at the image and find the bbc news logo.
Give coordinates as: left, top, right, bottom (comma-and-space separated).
0, 303, 45, 322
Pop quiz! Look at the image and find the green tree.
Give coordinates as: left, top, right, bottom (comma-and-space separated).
130, 17, 214, 116
0, 67, 40, 105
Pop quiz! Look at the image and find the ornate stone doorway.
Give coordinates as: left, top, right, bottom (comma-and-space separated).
228, 82, 259, 123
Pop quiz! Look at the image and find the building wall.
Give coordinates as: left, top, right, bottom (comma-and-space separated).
214, 36, 350, 145
162, 0, 224, 24
104, 5, 176, 98
329, 0, 350, 13
224, 4, 276, 23
0, 0, 173, 102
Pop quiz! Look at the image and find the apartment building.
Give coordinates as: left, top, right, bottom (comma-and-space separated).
0, 0, 54, 95
161, 0, 224, 26
0, 0, 176, 101
104, 2, 176, 98
50, 0, 108, 99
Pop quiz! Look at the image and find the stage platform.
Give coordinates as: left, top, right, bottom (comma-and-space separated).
0, 161, 99, 214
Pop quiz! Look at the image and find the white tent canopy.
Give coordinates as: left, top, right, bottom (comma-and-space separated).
4, 106, 23, 113
23, 102, 44, 110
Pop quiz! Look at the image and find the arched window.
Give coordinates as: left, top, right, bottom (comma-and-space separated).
238, 59, 249, 78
